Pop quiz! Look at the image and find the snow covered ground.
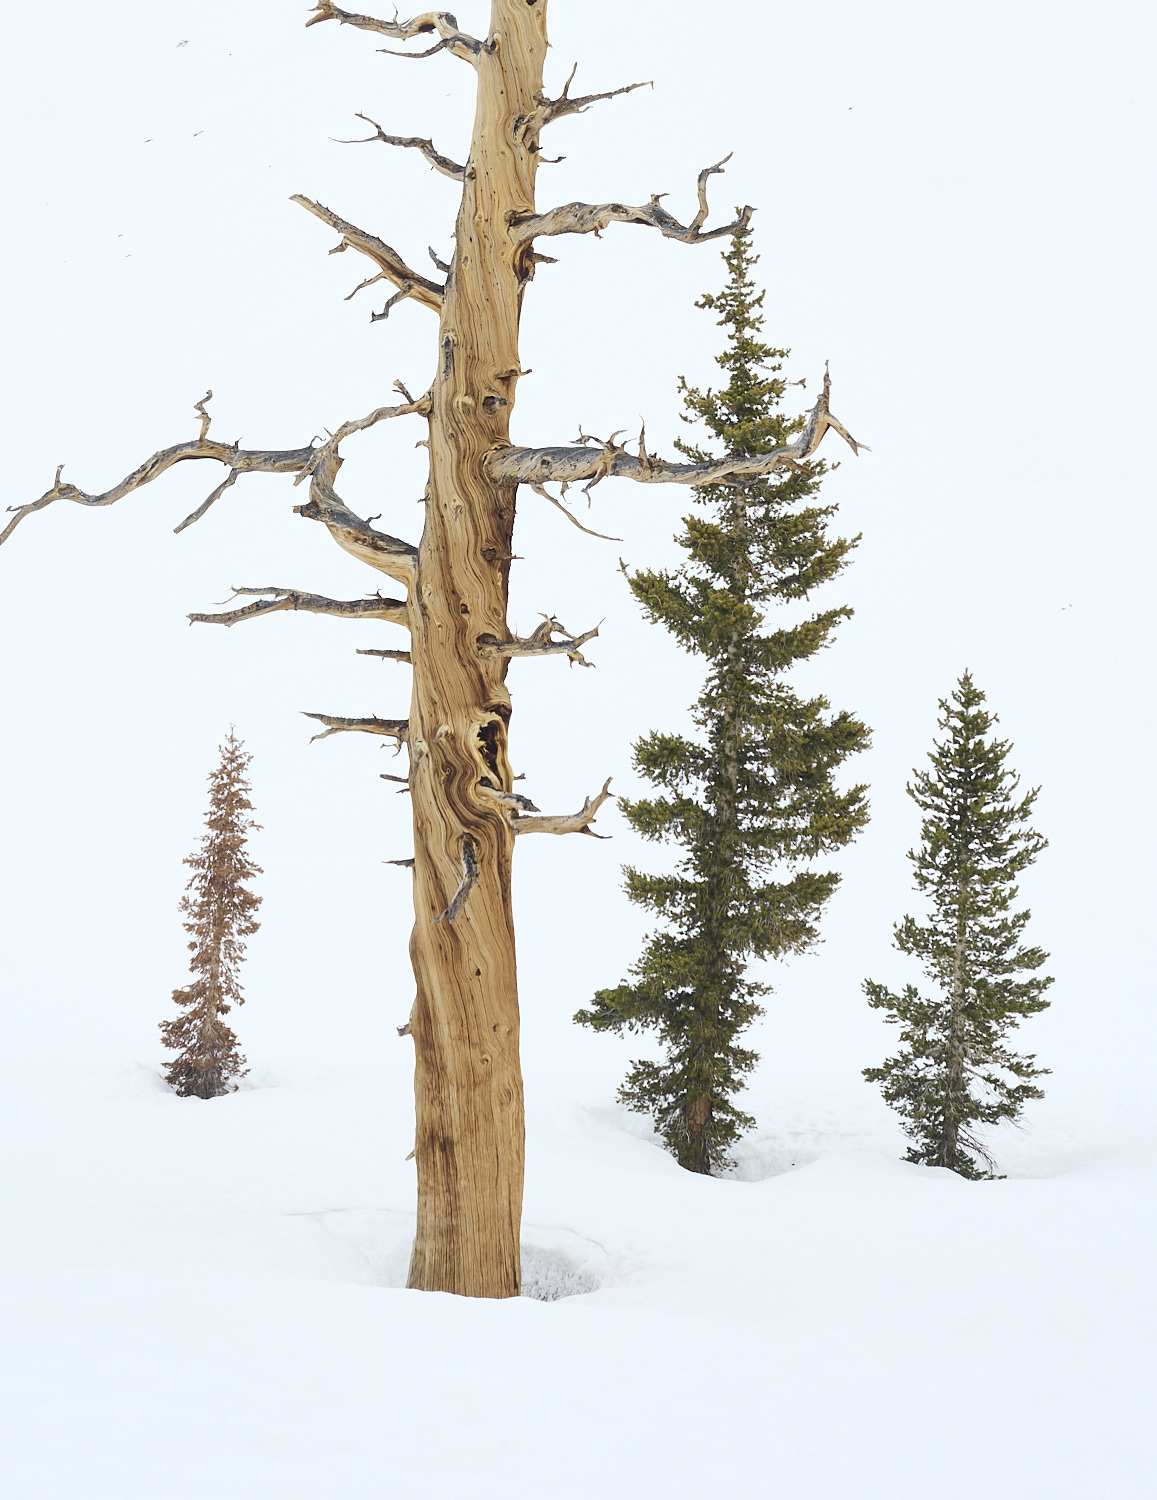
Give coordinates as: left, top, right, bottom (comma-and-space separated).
3, 1004, 1153, 1497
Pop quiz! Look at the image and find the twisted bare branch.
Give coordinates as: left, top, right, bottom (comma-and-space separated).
303, 712, 410, 744
487, 367, 866, 494
338, 113, 466, 181
510, 156, 751, 247
512, 778, 613, 838
190, 586, 409, 630
293, 196, 444, 316
476, 615, 600, 668
286, 387, 428, 580
294, 447, 420, 584
518, 65, 652, 143
305, 3, 484, 64
431, 835, 479, 925
2, 387, 431, 557
0, 392, 314, 548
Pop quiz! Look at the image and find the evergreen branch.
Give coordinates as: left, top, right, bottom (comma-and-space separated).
511, 778, 613, 837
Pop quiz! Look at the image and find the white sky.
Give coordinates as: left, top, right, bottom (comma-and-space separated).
1, 0, 1154, 1138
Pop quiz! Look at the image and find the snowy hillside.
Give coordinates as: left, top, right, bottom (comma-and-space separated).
3, 1026, 1154, 1497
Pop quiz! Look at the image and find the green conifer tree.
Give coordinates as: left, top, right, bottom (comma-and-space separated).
161, 729, 262, 1098
575, 229, 870, 1174
863, 673, 1052, 1177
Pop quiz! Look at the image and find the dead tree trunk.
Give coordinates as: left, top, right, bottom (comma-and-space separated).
401, 4, 547, 1298
1, 0, 864, 1297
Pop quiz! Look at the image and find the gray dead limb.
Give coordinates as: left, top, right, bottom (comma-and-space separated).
338, 114, 466, 181
1, 388, 430, 570
0, 389, 312, 548
191, 586, 409, 630
431, 835, 480, 925
518, 65, 652, 142
292, 196, 444, 316
305, 3, 485, 64
303, 712, 409, 744
487, 367, 866, 493
476, 615, 600, 668
510, 156, 751, 247
511, 778, 613, 837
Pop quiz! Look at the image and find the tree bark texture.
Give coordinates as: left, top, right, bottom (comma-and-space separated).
402, 0, 548, 1298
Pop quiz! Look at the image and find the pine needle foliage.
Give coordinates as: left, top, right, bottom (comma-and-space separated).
864, 673, 1052, 1178
161, 729, 262, 1099
575, 229, 870, 1174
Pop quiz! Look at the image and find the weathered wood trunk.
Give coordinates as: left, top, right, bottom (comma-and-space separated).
405, 0, 547, 1298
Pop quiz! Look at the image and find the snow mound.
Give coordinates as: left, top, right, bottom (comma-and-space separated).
520, 1231, 607, 1301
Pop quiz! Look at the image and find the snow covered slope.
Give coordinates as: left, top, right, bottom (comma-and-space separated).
1, 1025, 1153, 1498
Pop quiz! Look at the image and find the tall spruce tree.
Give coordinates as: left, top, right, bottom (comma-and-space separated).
575, 229, 870, 1174
863, 673, 1052, 1178
161, 729, 262, 1099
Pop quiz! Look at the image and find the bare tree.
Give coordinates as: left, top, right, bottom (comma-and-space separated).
0, 2, 863, 1297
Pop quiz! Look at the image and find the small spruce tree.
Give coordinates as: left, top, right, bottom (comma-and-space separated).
161, 729, 262, 1098
575, 228, 870, 1174
864, 673, 1052, 1178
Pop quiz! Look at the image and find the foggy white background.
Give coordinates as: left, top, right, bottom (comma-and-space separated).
2, 0, 1154, 1170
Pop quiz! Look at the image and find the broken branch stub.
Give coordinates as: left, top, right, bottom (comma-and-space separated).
302, 713, 409, 745
511, 778, 614, 838
358, 647, 413, 663
476, 616, 600, 668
